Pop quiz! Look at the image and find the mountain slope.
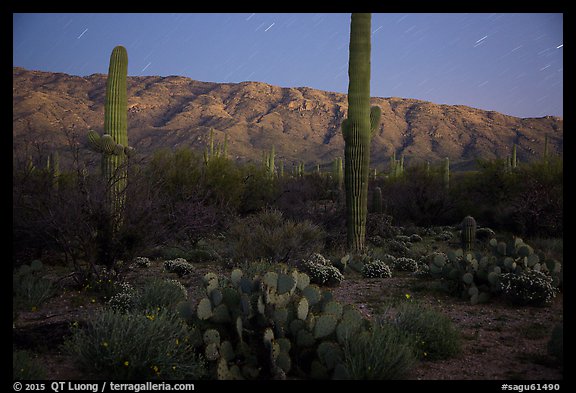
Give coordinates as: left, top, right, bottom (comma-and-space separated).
13, 67, 563, 170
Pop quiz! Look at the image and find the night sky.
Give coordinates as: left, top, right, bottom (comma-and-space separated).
13, 13, 563, 119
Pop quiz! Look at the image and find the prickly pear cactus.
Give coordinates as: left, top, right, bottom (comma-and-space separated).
183, 267, 368, 379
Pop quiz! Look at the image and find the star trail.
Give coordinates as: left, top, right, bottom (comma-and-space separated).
13, 13, 563, 118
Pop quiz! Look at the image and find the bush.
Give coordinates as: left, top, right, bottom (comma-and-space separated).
108, 278, 188, 313
107, 282, 138, 313
64, 309, 206, 380
390, 301, 461, 361
361, 260, 392, 279
341, 321, 416, 380
227, 208, 325, 263
13, 350, 46, 380
498, 270, 558, 306
391, 257, 419, 272
137, 278, 188, 312
13, 261, 55, 311
133, 256, 151, 268
164, 258, 194, 277
300, 254, 344, 286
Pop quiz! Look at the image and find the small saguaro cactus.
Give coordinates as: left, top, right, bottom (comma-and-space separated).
47, 151, 60, 190
443, 157, 450, 190
333, 157, 343, 190
461, 215, 477, 251
511, 144, 517, 169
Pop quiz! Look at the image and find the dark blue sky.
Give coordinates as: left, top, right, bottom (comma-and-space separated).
13, 13, 563, 118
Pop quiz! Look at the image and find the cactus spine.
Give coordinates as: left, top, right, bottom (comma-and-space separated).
87, 46, 130, 232
342, 13, 380, 251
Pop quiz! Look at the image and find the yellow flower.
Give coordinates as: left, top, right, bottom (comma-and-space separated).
124, 361, 129, 367
405, 293, 411, 299
152, 365, 159, 373
101, 341, 109, 347
91, 298, 96, 303
175, 338, 180, 345
31, 306, 37, 312
146, 314, 155, 321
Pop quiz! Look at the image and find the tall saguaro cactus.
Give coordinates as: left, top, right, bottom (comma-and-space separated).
342, 13, 381, 251
87, 45, 131, 234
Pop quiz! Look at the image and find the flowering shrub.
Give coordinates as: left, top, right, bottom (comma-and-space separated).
361, 260, 392, 278
64, 309, 206, 379
107, 282, 138, 313
134, 256, 151, 268
306, 253, 332, 266
163, 258, 194, 277
391, 257, 419, 272
498, 270, 558, 306
108, 279, 189, 313
300, 254, 344, 286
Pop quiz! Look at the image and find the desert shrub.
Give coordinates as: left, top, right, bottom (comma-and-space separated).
137, 278, 188, 312
13, 261, 55, 311
383, 166, 456, 226
391, 257, 419, 272
508, 157, 563, 237
366, 212, 398, 239
361, 260, 392, 279
227, 208, 325, 263
108, 278, 188, 313
238, 164, 282, 214
13, 350, 46, 380
107, 282, 138, 313
498, 270, 558, 306
341, 321, 416, 380
64, 308, 206, 380
133, 256, 151, 268
300, 253, 344, 286
390, 301, 461, 360
164, 258, 194, 277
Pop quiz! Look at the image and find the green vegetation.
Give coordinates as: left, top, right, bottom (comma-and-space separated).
341, 321, 416, 379
13, 350, 46, 380
64, 309, 206, 379
12, 24, 562, 380
342, 13, 382, 251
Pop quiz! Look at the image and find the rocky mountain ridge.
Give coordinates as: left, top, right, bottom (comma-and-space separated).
13, 67, 563, 171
